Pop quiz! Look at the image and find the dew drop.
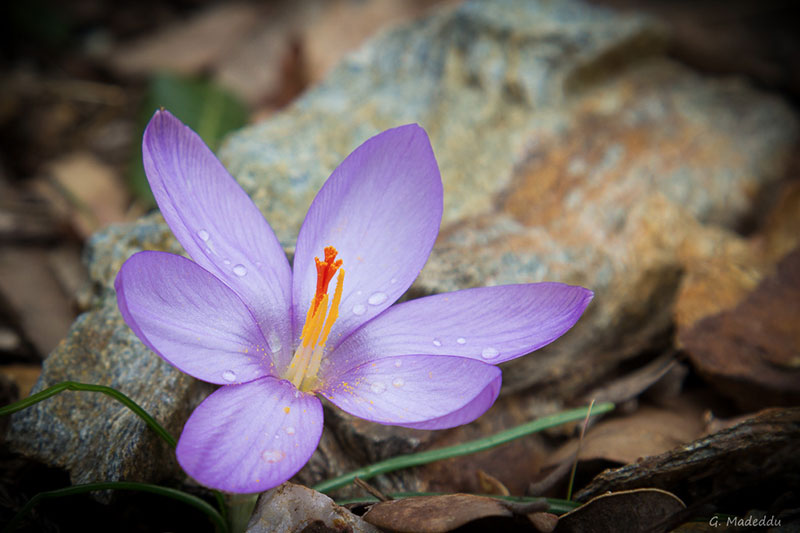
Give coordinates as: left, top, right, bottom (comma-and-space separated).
368, 292, 388, 305
352, 304, 366, 316
197, 229, 210, 241
481, 347, 500, 360
268, 331, 282, 353
223, 259, 231, 265
392, 377, 405, 388
370, 382, 386, 394
432, 338, 442, 347
394, 360, 402, 368
233, 264, 247, 277
285, 426, 296, 435
222, 370, 237, 382
261, 449, 285, 463
456, 337, 466, 345
390, 277, 397, 284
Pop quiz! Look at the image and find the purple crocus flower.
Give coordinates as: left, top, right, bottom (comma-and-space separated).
115, 110, 592, 494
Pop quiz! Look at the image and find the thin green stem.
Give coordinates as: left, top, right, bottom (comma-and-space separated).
2, 481, 229, 533
334, 492, 580, 515
0, 381, 177, 448
313, 402, 614, 494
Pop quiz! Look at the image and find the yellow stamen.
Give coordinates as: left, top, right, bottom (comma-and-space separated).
319, 268, 344, 348
283, 247, 346, 391
301, 269, 344, 389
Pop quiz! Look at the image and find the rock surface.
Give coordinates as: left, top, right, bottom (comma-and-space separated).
8, 0, 798, 497
246, 483, 380, 533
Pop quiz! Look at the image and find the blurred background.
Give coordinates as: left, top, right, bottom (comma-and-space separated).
1, 0, 798, 399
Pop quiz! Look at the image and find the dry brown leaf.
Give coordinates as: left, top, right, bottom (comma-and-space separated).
362, 494, 512, 533
580, 352, 680, 405
555, 488, 685, 533
545, 403, 706, 468
576, 407, 800, 502
679, 246, 800, 409
109, 3, 263, 76
0, 248, 76, 357
0, 364, 41, 398
37, 152, 131, 238
528, 512, 559, 533
477, 469, 510, 496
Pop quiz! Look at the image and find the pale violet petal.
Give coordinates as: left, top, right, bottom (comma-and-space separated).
176, 377, 323, 493
143, 110, 293, 367
115, 251, 273, 384
293, 124, 443, 352
323, 283, 592, 381
320, 355, 501, 429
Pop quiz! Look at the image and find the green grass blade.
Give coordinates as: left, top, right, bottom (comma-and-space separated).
313, 402, 614, 494
0, 380, 177, 448
2, 481, 228, 533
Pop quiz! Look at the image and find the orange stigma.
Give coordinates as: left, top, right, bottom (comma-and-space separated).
283, 246, 345, 391
312, 246, 342, 316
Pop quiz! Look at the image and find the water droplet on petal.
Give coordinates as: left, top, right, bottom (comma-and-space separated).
390, 277, 397, 284
261, 449, 285, 463
456, 337, 466, 345
368, 292, 388, 305
223, 259, 231, 265
370, 382, 386, 394
432, 338, 442, 347
394, 360, 402, 368
352, 304, 366, 316
268, 331, 282, 353
197, 229, 210, 241
222, 370, 237, 382
233, 264, 247, 277
392, 377, 404, 388
285, 426, 296, 435
481, 347, 499, 360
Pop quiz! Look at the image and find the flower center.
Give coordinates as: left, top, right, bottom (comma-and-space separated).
284, 246, 345, 392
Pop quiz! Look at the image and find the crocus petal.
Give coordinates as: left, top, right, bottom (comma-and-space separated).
320, 355, 501, 429
115, 251, 273, 384
399, 375, 502, 430
176, 377, 323, 493
143, 110, 293, 368
293, 125, 443, 349
323, 283, 592, 381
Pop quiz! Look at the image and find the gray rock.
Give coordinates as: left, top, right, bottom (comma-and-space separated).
246, 482, 380, 533
7, 0, 797, 500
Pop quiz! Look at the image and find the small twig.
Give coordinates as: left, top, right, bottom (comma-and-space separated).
500, 499, 550, 515
566, 398, 595, 501
354, 477, 392, 502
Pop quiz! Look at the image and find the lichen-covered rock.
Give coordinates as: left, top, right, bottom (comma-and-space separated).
8, 0, 797, 496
